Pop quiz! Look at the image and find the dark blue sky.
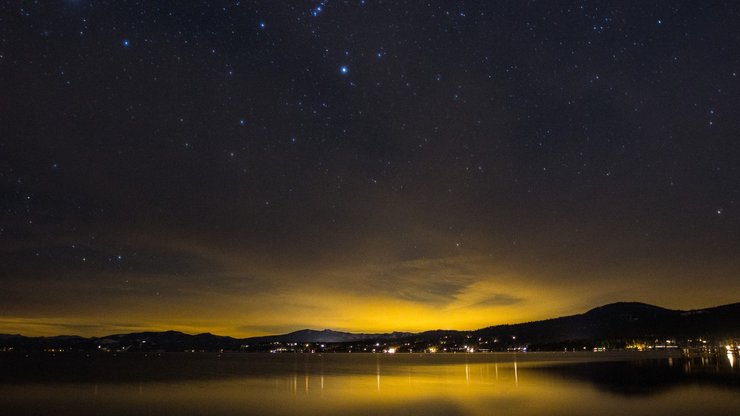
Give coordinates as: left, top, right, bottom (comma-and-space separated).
1, 1, 738, 336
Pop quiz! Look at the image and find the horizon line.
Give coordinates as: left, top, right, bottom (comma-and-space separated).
3, 300, 738, 339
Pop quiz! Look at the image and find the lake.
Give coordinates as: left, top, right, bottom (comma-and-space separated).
1, 351, 737, 415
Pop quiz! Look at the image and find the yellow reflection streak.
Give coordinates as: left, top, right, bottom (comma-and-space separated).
376, 359, 381, 392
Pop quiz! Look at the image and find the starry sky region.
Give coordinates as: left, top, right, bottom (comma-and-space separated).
1, 1, 739, 336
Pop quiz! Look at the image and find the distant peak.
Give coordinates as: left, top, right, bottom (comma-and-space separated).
585, 302, 670, 315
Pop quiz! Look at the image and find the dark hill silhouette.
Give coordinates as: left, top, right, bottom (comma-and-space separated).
467, 302, 739, 347
1, 302, 737, 352
245, 329, 413, 344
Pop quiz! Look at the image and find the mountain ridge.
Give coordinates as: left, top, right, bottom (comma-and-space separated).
1, 302, 738, 352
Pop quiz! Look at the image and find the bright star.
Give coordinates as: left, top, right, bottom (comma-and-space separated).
122, 39, 130, 47
340, 65, 349, 74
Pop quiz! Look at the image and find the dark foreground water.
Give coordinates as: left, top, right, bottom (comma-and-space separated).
0, 351, 738, 415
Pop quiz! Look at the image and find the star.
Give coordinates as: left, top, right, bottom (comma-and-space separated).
311, 5, 324, 17
122, 39, 130, 47
339, 65, 349, 74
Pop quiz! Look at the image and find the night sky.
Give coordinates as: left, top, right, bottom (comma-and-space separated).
2, 1, 739, 337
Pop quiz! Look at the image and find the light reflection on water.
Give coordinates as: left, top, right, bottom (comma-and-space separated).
0, 352, 738, 416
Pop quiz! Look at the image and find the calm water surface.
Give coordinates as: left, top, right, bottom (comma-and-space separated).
1, 352, 737, 415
